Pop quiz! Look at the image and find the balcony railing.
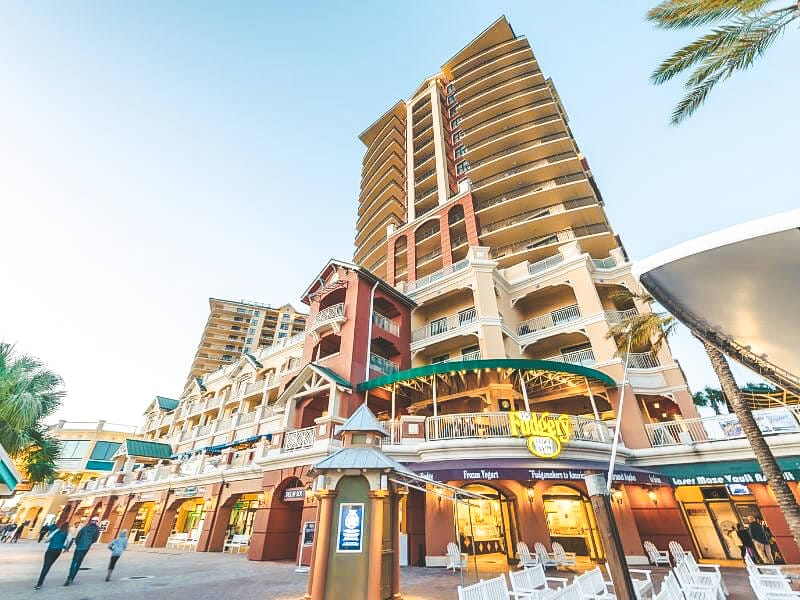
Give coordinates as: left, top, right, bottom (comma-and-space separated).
415, 224, 440, 243
518, 304, 580, 336
244, 380, 265, 396
593, 257, 618, 270
237, 410, 257, 426
179, 429, 193, 442
626, 352, 659, 369
425, 412, 610, 443
477, 172, 587, 213
604, 309, 638, 325
312, 303, 345, 328
282, 426, 316, 453
528, 254, 564, 276
645, 406, 800, 447
372, 312, 400, 336
215, 416, 234, 432
544, 348, 596, 367
416, 247, 442, 265
412, 308, 478, 343
405, 258, 469, 293
445, 350, 482, 363
473, 151, 577, 189
196, 423, 213, 437
370, 353, 399, 375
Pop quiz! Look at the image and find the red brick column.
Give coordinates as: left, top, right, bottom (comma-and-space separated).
439, 214, 453, 268
461, 194, 480, 246
406, 237, 417, 283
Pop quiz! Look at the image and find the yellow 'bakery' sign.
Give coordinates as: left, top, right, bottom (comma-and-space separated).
509, 411, 571, 458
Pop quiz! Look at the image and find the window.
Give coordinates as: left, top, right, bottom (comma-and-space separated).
231, 326, 241, 331
449, 105, 458, 117
254, 310, 260, 316
236, 308, 246, 313
455, 145, 467, 158
451, 117, 462, 129
280, 323, 289, 330
456, 161, 470, 175
223, 354, 233, 361
447, 94, 456, 105
431, 354, 450, 364
447, 83, 455, 94
452, 130, 464, 144
250, 319, 257, 325
59, 440, 90, 460
248, 328, 256, 334
89, 441, 121, 461
246, 337, 253, 344
277, 332, 286, 339
234, 316, 244, 322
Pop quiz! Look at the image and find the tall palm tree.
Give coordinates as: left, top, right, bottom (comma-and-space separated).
0, 343, 64, 483
607, 289, 800, 548
647, 0, 800, 123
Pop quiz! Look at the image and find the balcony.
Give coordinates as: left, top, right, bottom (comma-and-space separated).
370, 353, 399, 375
282, 426, 316, 453
237, 410, 257, 426
444, 350, 482, 363
592, 257, 618, 270
645, 406, 800, 447
372, 312, 400, 336
196, 423, 213, 437
309, 303, 346, 338
518, 304, 581, 336
244, 379, 265, 397
405, 258, 469, 294
604, 308, 638, 325
490, 223, 611, 262
528, 254, 564, 276
425, 412, 610, 444
544, 348, 596, 367
626, 352, 659, 369
412, 308, 478, 344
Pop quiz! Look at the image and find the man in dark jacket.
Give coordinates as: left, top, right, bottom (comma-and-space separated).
37, 522, 55, 543
748, 516, 774, 564
64, 516, 101, 585
12, 520, 28, 543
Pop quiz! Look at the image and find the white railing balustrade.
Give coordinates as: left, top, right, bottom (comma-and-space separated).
244, 380, 265, 396
179, 429, 193, 442
385, 421, 402, 444
604, 308, 638, 325
372, 312, 400, 336
205, 396, 222, 410
312, 303, 345, 327
405, 259, 469, 293
646, 406, 800, 447
282, 426, 317, 452
544, 348, 596, 366
528, 254, 564, 276
238, 410, 257, 426
518, 304, 580, 336
592, 257, 618, 269
424, 412, 610, 443
370, 353, 399, 375
446, 350, 482, 363
215, 416, 233, 432
412, 308, 477, 342
196, 423, 213, 437
626, 352, 659, 369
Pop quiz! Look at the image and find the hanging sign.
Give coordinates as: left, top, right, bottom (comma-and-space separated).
509, 411, 571, 458
336, 503, 364, 553
175, 486, 204, 499
283, 487, 306, 502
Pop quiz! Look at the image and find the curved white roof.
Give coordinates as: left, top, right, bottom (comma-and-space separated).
634, 209, 800, 378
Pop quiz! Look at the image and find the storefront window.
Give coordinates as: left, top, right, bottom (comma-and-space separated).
130, 502, 155, 544
542, 485, 603, 560
227, 493, 260, 538
455, 483, 518, 563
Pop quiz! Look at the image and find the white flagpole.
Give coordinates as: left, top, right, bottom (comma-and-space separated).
606, 333, 632, 492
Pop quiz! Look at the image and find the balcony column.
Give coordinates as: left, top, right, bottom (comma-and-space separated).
519, 371, 530, 412
470, 250, 504, 357
405, 103, 416, 222
367, 490, 390, 600
439, 212, 453, 268
432, 375, 438, 418
429, 82, 449, 206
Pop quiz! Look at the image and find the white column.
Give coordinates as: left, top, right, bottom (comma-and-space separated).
519, 370, 530, 412
432, 375, 438, 418
405, 102, 416, 221
585, 377, 600, 421
429, 82, 449, 206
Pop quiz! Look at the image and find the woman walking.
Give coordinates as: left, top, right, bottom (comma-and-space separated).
34, 523, 69, 590
106, 529, 128, 581
736, 522, 757, 561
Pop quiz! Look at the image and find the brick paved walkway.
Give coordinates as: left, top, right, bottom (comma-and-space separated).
0, 540, 767, 599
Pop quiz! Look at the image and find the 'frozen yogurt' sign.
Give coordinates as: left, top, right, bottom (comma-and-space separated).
509, 411, 571, 458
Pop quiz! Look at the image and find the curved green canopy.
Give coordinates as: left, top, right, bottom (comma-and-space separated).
357, 358, 616, 392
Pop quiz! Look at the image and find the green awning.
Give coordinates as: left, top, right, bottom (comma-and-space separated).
85, 459, 115, 471
125, 439, 173, 459
312, 363, 352, 389
156, 396, 179, 411
656, 457, 800, 486
357, 358, 616, 392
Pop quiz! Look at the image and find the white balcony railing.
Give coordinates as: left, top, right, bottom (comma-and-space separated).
425, 412, 610, 443
412, 308, 477, 343
282, 426, 316, 452
544, 348, 596, 367
215, 416, 233, 432
244, 380, 265, 396
312, 303, 345, 328
592, 257, 618, 270
604, 308, 638, 325
645, 406, 800, 447
446, 350, 482, 363
179, 429, 193, 442
528, 253, 564, 276
626, 352, 659, 369
405, 258, 469, 293
237, 410, 257, 426
518, 304, 580, 336
370, 353, 399, 375
196, 423, 213, 437
372, 312, 400, 336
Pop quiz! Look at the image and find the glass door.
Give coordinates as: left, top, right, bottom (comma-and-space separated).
683, 502, 726, 559
706, 501, 741, 559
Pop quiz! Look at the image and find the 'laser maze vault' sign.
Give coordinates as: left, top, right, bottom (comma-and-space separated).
509, 411, 571, 458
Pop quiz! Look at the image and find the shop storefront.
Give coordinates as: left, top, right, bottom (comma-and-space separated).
542, 485, 603, 560
227, 493, 260, 538
455, 483, 518, 561
130, 501, 156, 544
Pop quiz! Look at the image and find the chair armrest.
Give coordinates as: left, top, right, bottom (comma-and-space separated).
546, 577, 569, 588
629, 570, 653, 582
754, 574, 792, 582
696, 563, 722, 574
564, 552, 577, 558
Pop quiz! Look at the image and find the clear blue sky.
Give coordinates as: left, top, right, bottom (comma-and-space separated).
1, 2, 796, 425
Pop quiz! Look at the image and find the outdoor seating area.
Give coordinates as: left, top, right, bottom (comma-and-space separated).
744, 553, 799, 599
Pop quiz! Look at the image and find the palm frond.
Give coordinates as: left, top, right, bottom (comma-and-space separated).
647, 0, 772, 29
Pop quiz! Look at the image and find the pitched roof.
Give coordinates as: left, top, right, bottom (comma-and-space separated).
335, 404, 388, 437
311, 446, 415, 475
156, 396, 179, 411
311, 363, 351, 389
300, 259, 416, 309
125, 439, 173, 459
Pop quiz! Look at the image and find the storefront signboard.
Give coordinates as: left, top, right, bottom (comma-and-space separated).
302, 521, 315, 546
174, 486, 204, 499
658, 457, 800, 487
283, 487, 305, 502
336, 503, 364, 553
136, 492, 156, 502
508, 411, 570, 458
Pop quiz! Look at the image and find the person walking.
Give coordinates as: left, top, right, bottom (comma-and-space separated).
748, 516, 774, 564
34, 523, 69, 590
1, 523, 15, 542
37, 522, 54, 543
105, 530, 128, 581
64, 516, 101, 586
12, 520, 28, 543
735, 522, 757, 561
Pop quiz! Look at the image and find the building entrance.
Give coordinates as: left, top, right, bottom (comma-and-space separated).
130, 502, 155, 544
456, 483, 519, 564
172, 498, 206, 538
227, 493, 260, 538
542, 485, 603, 560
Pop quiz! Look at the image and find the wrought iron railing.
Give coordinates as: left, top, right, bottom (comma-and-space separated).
626, 352, 659, 369
544, 348, 596, 367
604, 309, 638, 325
312, 303, 345, 327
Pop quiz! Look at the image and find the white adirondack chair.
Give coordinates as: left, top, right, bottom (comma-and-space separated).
447, 541, 468, 572
643, 540, 670, 566
518, 541, 538, 568
534, 542, 558, 569
457, 574, 511, 600
551, 582, 584, 600
745, 552, 785, 578
509, 564, 568, 599
658, 571, 716, 600
551, 542, 577, 569
668, 540, 689, 566
675, 561, 725, 600
682, 552, 727, 595
748, 574, 800, 600
575, 566, 615, 600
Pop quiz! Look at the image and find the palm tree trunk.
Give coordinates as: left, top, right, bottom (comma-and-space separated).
701, 339, 800, 549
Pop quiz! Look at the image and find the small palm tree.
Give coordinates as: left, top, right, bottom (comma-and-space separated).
647, 0, 800, 123
607, 289, 800, 548
0, 343, 64, 483
692, 386, 728, 414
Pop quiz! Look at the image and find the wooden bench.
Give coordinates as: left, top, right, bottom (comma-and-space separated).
223, 533, 251, 553
509, 565, 568, 599
166, 532, 189, 549
457, 574, 510, 600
